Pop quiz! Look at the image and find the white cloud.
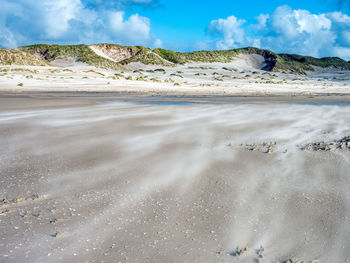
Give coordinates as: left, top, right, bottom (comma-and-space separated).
0, 0, 160, 48
0, 28, 17, 49
153, 38, 162, 48
206, 16, 246, 49
42, 0, 84, 38
332, 46, 350, 58
206, 5, 350, 60
109, 12, 151, 43
262, 6, 336, 57
255, 14, 270, 29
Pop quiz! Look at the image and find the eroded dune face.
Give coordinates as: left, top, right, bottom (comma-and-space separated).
0, 98, 350, 263
90, 44, 138, 63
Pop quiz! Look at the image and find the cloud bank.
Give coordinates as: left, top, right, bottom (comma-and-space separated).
207, 5, 350, 60
1, 1, 350, 60
0, 0, 162, 49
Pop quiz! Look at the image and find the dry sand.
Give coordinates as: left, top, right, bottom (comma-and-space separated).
0, 59, 350, 262
0, 94, 350, 263
0, 55, 349, 95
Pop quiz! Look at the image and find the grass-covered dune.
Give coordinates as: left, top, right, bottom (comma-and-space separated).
152, 47, 276, 66
118, 46, 174, 66
19, 44, 125, 70
0, 43, 348, 74
275, 53, 350, 74
0, 49, 49, 66
153, 47, 350, 74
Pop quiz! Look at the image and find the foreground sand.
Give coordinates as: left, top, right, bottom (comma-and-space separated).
0, 94, 350, 263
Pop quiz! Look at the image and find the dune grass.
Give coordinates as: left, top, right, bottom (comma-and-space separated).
19, 44, 125, 70
3, 44, 349, 75
0, 49, 49, 66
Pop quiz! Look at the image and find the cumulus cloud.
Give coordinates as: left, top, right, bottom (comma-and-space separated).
0, 0, 161, 48
259, 6, 336, 57
109, 12, 151, 43
207, 5, 350, 60
42, 0, 84, 38
206, 16, 246, 49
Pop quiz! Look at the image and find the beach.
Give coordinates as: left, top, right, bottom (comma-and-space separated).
1, 93, 350, 262
2, 1, 350, 262
1, 54, 350, 96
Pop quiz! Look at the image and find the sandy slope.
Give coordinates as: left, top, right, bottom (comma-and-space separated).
0, 95, 350, 263
89, 46, 118, 62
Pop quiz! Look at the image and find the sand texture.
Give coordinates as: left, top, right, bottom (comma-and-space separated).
0, 55, 349, 95
0, 94, 350, 262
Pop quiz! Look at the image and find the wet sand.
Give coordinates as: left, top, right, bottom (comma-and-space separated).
1, 93, 350, 263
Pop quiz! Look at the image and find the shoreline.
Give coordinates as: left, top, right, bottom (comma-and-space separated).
1, 91, 350, 106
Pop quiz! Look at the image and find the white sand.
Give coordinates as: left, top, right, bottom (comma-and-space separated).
0, 59, 350, 262
0, 95, 350, 262
89, 46, 118, 62
0, 57, 349, 95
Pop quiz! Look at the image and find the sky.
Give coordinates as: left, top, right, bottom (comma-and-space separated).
1, 0, 350, 59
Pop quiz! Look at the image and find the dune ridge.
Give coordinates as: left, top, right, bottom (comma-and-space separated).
0, 44, 349, 74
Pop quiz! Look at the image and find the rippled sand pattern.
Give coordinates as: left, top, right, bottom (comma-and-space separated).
1, 96, 350, 262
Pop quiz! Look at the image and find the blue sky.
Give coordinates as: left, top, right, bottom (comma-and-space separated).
1, 0, 350, 59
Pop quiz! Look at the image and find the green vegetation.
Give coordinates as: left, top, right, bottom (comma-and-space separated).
153, 48, 184, 63
150, 78, 161, 82
274, 53, 350, 74
170, 73, 183, 78
154, 48, 242, 64
120, 46, 173, 66
0, 49, 48, 66
188, 66, 214, 70
114, 73, 125, 78
136, 76, 148, 81
154, 46, 350, 74
0, 44, 347, 75
19, 44, 125, 70
11, 68, 39, 73
155, 48, 273, 64
84, 70, 105, 76
17, 82, 23, 87
222, 67, 237, 72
